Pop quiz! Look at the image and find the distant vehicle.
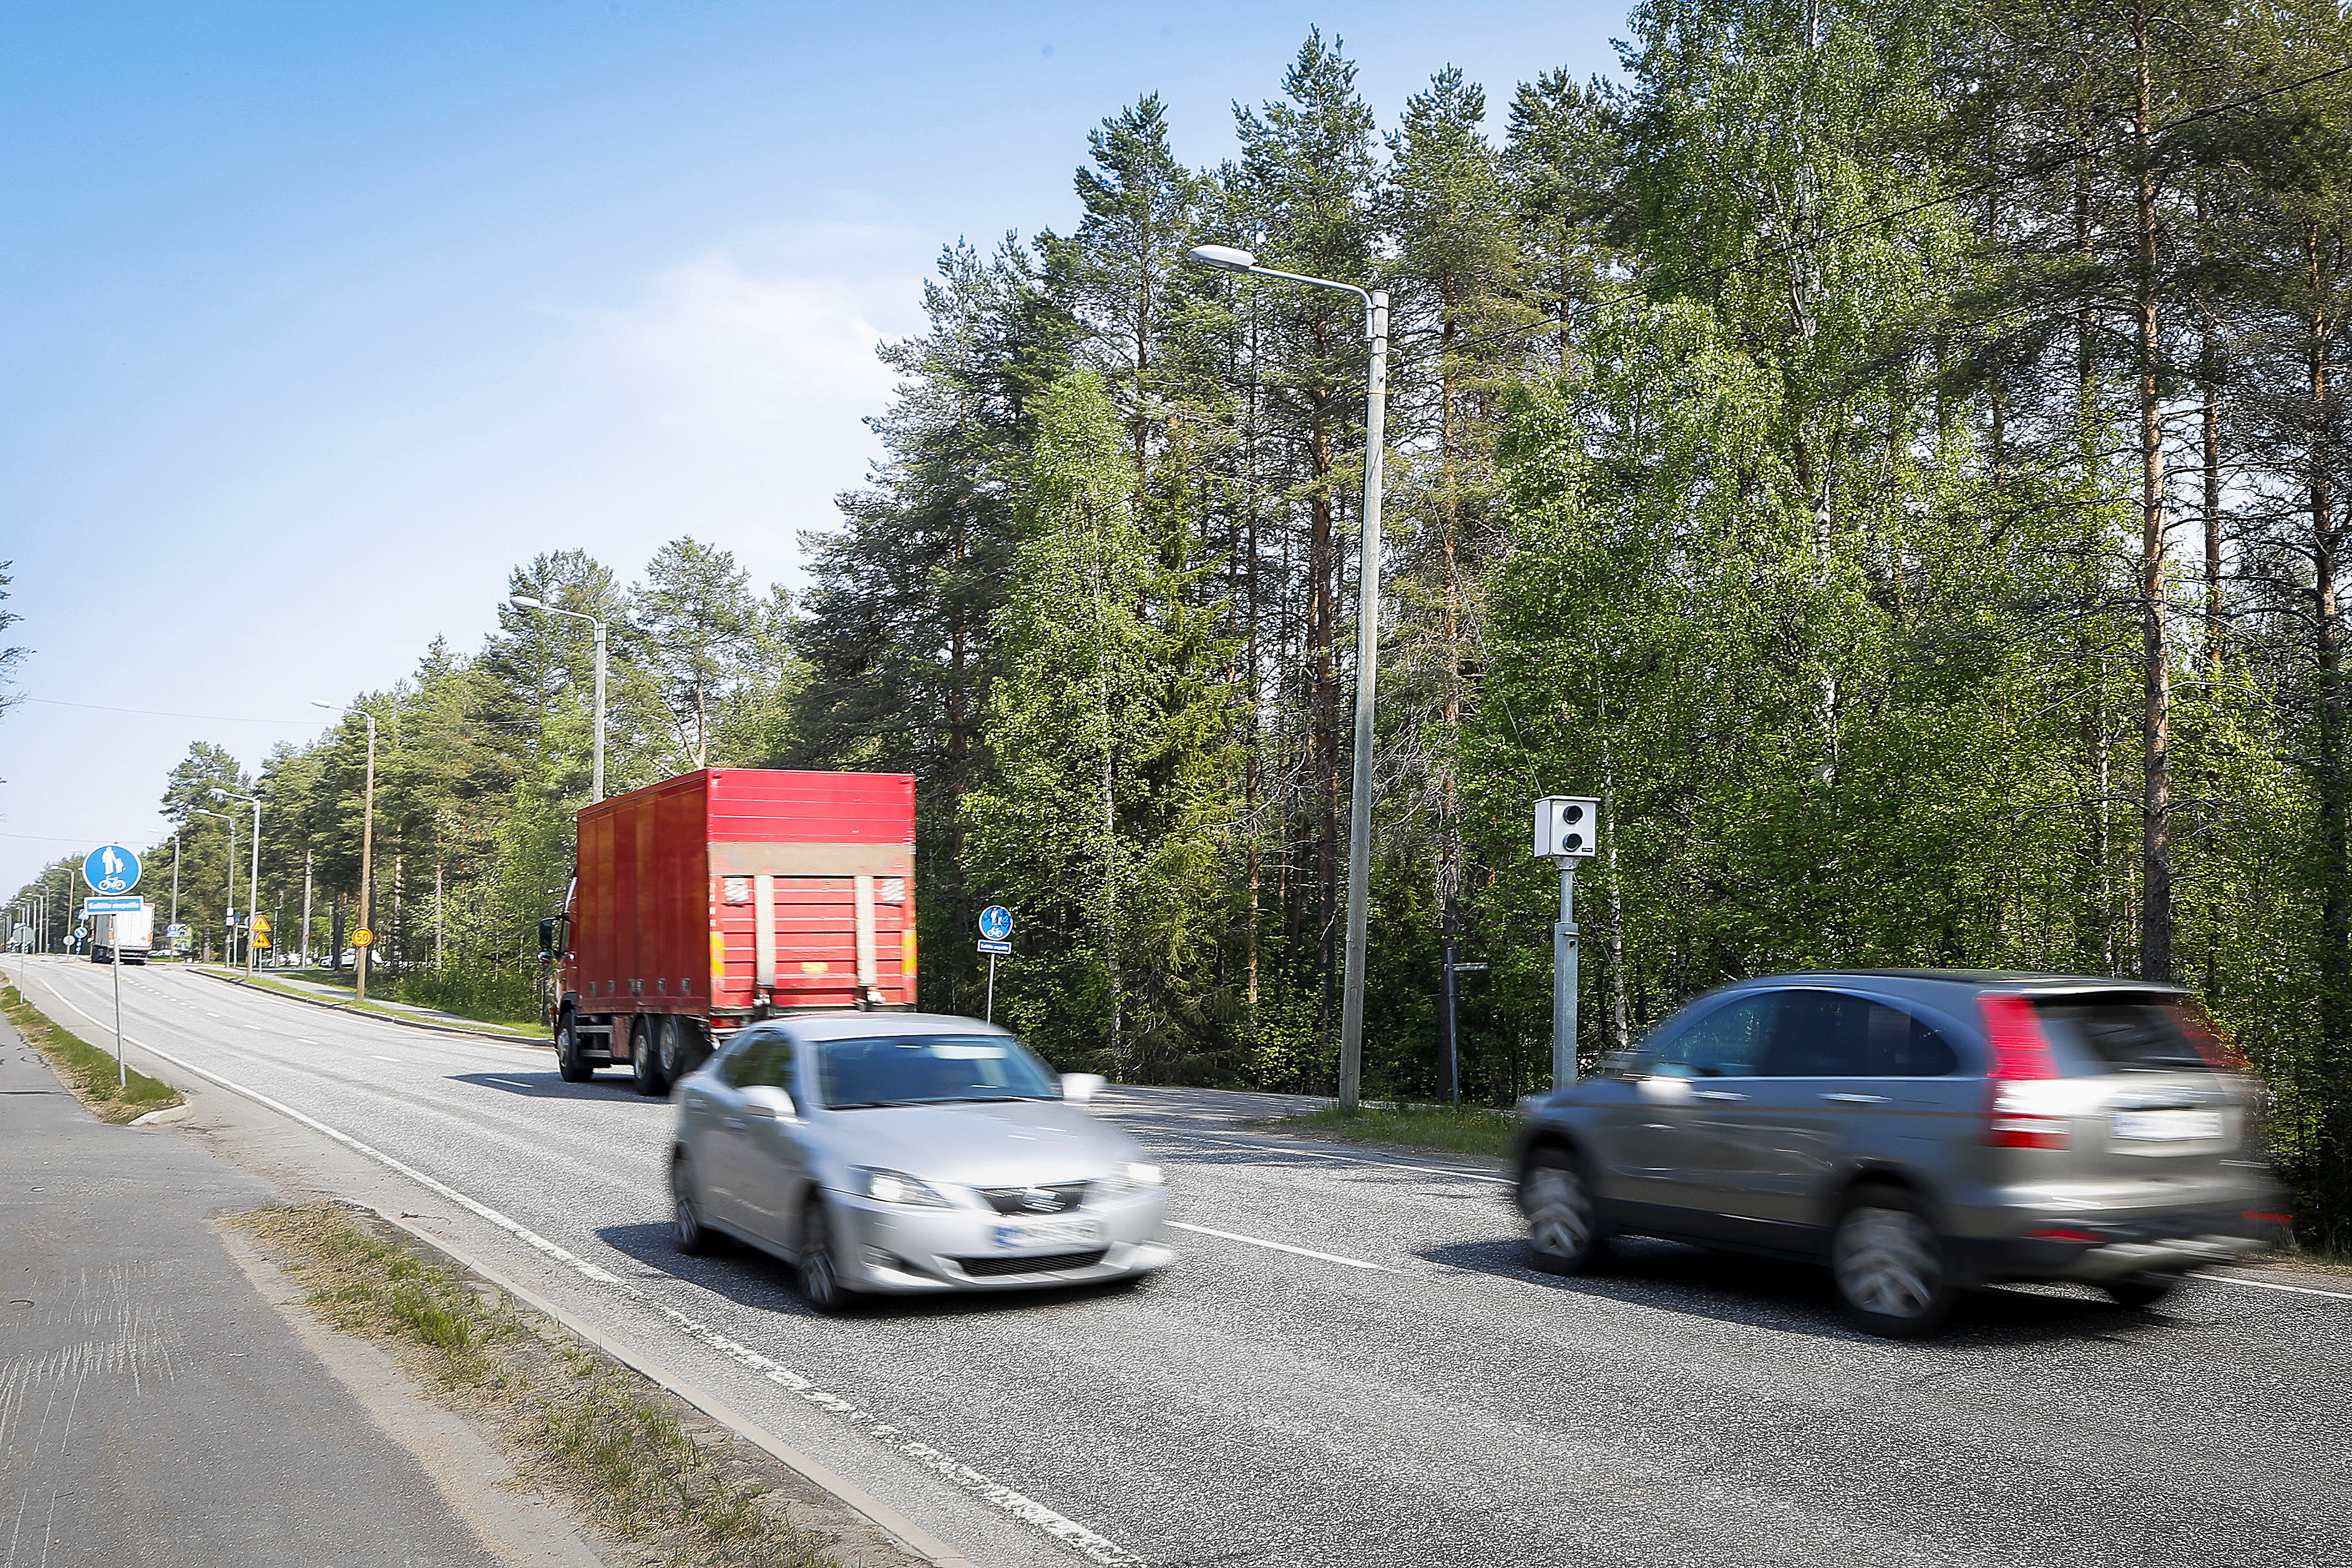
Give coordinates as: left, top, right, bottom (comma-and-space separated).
1514, 971, 2288, 1337
89, 906, 152, 965
547, 768, 917, 1096
670, 1012, 1171, 1310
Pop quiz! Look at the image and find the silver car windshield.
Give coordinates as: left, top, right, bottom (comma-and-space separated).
815, 1035, 1061, 1109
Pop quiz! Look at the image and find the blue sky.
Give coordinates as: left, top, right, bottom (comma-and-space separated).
0, 1, 1624, 896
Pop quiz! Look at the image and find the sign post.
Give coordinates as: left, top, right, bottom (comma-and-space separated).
977, 905, 1013, 1024
1531, 800, 1599, 1091
83, 846, 142, 1089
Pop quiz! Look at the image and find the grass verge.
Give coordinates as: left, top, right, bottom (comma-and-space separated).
1, 974, 181, 1122
235, 1202, 846, 1568
1247, 1101, 1521, 1161
204, 967, 542, 1036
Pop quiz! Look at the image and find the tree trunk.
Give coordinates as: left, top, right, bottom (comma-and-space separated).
2132, 4, 2173, 983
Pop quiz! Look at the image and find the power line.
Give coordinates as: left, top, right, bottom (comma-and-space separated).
21, 695, 318, 725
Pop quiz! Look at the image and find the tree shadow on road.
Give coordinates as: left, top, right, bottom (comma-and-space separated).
1422, 1234, 2163, 1348
594, 1220, 1154, 1325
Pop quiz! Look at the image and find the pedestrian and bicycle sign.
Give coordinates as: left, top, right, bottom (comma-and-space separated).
976, 905, 1013, 1022
82, 844, 140, 895
978, 905, 1013, 942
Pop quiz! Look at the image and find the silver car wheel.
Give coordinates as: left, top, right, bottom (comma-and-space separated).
671, 1158, 710, 1255
1834, 1205, 1940, 1319
799, 1202, 846, 1313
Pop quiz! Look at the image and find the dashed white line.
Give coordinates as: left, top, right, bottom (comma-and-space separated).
16, 968, 1149, 1567
371, 1054, 400, 1062
1149, 1127, 1515, 1186
484, 1077, 531, 1089
2210, 1273, 2352, 1301
1167, 1220, 1413, 1275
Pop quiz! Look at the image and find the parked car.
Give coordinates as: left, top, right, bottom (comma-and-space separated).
1514, 971, 2288, 1337
670, 1012, 1174, 1310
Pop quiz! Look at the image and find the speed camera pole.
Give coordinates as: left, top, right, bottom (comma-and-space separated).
1533, 797, 1599, 1090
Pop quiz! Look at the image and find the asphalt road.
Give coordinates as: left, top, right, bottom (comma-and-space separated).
9, 955, 2351, 1568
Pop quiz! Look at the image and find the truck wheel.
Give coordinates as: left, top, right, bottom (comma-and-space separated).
656, 1016, 685, 1083
630, 1018, 670, 1097
555, 1014, 592, 1083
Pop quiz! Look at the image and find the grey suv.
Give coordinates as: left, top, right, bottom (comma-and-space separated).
1513, 971, 2288, 1337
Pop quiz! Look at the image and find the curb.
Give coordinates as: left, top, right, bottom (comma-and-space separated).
371, 1209, 981, 1568
189, 967, 551, 1049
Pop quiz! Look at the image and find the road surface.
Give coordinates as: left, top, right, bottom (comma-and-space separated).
8, 955, 2349, 1568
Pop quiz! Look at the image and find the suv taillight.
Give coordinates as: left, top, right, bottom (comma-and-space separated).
1980, 993, 2068, 1149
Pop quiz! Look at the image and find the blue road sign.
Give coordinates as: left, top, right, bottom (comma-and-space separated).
83, 897, 141, 913
83, 844, 140, 895
977, 938, 1012, 955
978, 905, 1013, 942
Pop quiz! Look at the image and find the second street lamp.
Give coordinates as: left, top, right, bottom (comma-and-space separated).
190, 808, 236, 963
1188, 241, 1390, 1111
215, 788, 261, 971
313, 702, 379, 1002
510, 595, 609, 801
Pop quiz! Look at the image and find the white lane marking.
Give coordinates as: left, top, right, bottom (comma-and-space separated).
1166, 1220, 1413, 1275
19, 972, 1146, 1568
1148, 1126, 1515, 1186
372, 1055, 401, 1062
484, 1077, 532, 1089
2210, 1273, 2352, 1301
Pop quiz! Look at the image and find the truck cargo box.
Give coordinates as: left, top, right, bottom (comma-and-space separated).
565, 768, 916, 1031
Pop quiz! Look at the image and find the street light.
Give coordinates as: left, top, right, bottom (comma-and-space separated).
1187, 241, 1390, 1111
190, 808, 236, 963
313, 703, 379, 1003
510, 595, 609, 801
215, 788, 261, 971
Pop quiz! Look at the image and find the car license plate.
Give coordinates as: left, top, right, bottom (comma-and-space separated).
2111, 1109, 2223, 1142
992, 1219, 1103, 1250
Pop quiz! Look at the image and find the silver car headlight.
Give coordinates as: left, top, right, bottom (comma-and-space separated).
1103, 1162, 1165, 1194
855, 1167, 951, 1207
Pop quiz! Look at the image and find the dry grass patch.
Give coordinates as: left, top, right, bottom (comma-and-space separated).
1, 977, 180, 1122
235, 1202, 852, 1568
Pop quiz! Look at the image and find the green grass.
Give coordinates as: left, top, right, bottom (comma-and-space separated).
0, 978, 181, 1121
240, 1203, 839, 1568
1249, 1101, 1521, 1161
209, 966, 543, 1036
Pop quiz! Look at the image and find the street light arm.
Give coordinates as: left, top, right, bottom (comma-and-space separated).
1237, 264, 1375, 314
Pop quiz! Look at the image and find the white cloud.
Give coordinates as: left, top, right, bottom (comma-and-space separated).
577, 231, 921, 442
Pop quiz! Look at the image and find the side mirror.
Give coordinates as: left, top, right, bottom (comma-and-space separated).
1061, 1072, 1108, 1106
741, 1084, 799, 1120
537, 917, 556, 963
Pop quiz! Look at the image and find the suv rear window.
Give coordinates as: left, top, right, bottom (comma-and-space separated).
2031, 995, 2212, 1074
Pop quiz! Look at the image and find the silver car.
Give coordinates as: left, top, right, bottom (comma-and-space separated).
669, 1012, 1174, 1311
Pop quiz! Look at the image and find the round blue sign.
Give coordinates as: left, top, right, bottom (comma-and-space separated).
978, 905, 1013, 942
83, 844, 141, 895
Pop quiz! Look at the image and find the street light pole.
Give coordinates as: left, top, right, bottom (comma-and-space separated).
1188, 243, 1389, 1111
510, 596, 608, 801
191, 809, 235, 963
311, 703, 379, 1001
216, 790, 261, 971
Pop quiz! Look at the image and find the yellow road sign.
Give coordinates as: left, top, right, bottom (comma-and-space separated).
253, 935, 272, 948
351, 927, 375, 947
250, 915, 271, 935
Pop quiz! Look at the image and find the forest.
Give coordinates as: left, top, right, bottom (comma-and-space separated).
11, 0, 2351, 1245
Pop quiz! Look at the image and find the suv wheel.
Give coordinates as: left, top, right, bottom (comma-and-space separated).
555, 1013, 592, 1083
1832, 1187, 1956, 1337
1523, 1149, 1606, 1275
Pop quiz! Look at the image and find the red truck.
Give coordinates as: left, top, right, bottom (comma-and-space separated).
545, 767, 917, 1093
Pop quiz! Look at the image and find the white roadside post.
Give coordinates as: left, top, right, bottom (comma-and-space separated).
1533, 798, 1600, 1089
